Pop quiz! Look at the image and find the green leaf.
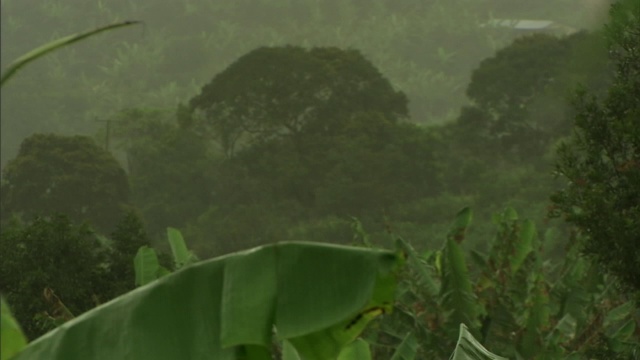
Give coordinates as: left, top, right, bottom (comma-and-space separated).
604, 301, 636, 341
545, 314, 577, 347
397, 237, 439, 297
133, 245, 162, 286
282, 340, 302, 360
1, 297, 28, 360
450, 324, 508, 360
288, 306, 385, 360
510, 220, 536, 273
447, 207, 473, 244
604, 301, 635, 325
337, 339, 372, 360
390, 332, 418, 360
441, 239, 479, 333
221, 247, 277, 347
520, 277, 550, 357
13, 242, 402, 360
1, 21, 141, 87
503, 208, 518, 222
166, 227, 197, 269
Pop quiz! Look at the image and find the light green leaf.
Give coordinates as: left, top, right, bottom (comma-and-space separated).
390, 332, 418, 360
1, 21, 141, 87
13, 242, 402, 360
450, 324, 508, 360
441, 239, 479, 333
1, 297, 28, 360
510, 220, 536, 273
337, 339, 372, 360
545, 314, 577, 346
282, 340, 302, 360
133, 245, 162, 286
167, 227, 197, 269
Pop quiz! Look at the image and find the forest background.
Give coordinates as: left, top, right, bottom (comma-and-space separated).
1, 0, 638, 358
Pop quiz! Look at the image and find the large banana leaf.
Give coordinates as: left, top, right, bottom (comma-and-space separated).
509, 220, 535, 273
12, 241, 402, 360
0, 20, 141, 87
441, 208, 479, 335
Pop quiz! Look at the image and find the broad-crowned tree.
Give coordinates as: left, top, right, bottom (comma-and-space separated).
182, 46, 408, 157
550, 0, 640, 293
0, 134, 131, 233
464, 31, 611, 159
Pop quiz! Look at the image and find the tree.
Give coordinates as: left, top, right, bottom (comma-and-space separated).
463, 31, 611, 159
105, 210, 151, 297
550, 0, 640, 293
0, 215, 111, 340
107, 108, 217, 238
182, 46, 409, 157
0, 134, 131, 233
0, 210, 153, 341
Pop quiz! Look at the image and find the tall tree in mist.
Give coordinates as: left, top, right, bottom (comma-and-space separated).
551, 0, 640, 293
0, 134, 131, 233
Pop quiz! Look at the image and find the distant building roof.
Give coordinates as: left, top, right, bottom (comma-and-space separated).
482, 19, 579, 35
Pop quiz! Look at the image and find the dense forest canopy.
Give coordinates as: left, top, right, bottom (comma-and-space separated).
0, 0, 613, 168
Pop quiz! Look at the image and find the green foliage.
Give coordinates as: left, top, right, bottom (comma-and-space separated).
0, 215, 110, 340
0, 134, 131, 233
107, 108, 217, 238
371, 207, 640, 359
1, 297, 28, 360
441, 208, 480, 337
106, 210, 151, 295
165, 46, 445, 254
455, 30, 610, 161
389, 332, 418, 360
0, 211, 151, 341
166, 227, 199, 269
133, 227, 196, 287
450, 324, 508, 360
551, 0, 640, 293
11, 242, 404, 360
134, 246, 169, 287
184, 45, 408, 156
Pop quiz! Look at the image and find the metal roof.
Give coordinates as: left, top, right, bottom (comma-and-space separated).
481, 19, 579, 35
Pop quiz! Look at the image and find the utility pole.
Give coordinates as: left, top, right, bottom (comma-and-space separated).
95, 117, 112, 151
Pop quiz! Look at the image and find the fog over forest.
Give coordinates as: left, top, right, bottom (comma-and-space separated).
2, 0, 639, 359
0, 0, 611, 168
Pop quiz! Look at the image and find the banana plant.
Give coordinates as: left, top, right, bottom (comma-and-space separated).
133, 227, 198, 286
8, 241, 404, 360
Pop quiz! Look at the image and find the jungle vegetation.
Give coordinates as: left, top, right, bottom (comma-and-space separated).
1, 0, 638, 359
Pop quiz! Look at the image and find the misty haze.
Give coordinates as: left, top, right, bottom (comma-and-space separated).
1, 0, 638, 359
